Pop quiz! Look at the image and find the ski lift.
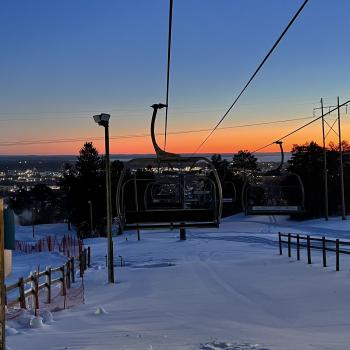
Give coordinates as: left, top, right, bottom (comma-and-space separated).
222, 180, 237, 204
116, 104, 223, 231
242, 141, 304, 215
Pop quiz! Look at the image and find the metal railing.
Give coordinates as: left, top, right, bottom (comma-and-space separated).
278, 232, 350, 271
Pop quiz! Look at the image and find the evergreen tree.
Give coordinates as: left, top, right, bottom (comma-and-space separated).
231, 150, 258, 179
211, 154, 229, 182
60, 143, 105, 237
60, 142, 125, 237
287, 141, 341, 218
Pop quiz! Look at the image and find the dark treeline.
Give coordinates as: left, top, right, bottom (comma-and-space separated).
9, 140, 350, 236
211, 141, 350, 219
287, 141, 350, 218
10, 184, 64, 225
10, 142, 124, 237
211, 151, 258, 216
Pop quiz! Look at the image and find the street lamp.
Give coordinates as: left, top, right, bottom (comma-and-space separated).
87, 200, 94, 237
32, 208, 36, 238
93, 113, 115, 283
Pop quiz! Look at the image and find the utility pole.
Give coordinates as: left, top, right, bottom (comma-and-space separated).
337, 97, 346, 220
320, 98, 329, 220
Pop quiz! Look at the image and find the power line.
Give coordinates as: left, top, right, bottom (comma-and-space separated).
0, 98, 322, 118
252, 99, 350, 153
193, 0, 310, 154
0, 115, 316, 147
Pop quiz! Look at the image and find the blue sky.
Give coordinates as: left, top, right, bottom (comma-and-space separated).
0, 0, 349, 154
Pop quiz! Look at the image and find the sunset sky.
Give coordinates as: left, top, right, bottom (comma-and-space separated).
0, 0, 349, 155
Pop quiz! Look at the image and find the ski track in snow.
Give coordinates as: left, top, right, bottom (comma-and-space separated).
7, 215, 350, 350
200, 342, 270, 350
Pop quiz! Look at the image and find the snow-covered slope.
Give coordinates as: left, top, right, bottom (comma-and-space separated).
7, 215, 350, 350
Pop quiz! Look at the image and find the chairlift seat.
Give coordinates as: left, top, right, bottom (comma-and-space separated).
117, 156, 222, 231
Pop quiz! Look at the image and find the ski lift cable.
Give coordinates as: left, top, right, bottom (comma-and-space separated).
164, 0, 174, 150
252, 99, 350, 153
192, 0, 310, 155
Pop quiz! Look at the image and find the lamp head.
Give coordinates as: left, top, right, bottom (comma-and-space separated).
150, 103, 167, 110
93, 113, 110, 126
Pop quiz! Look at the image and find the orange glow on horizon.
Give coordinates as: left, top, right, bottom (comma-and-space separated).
0, 120, 349, 155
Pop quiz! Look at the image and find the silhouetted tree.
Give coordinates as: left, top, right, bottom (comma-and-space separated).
231, 150, 258, 179
59, 142, 125, 237
287, 140, 350, 218
60, 143, 105, 237
211, 154, 229, 182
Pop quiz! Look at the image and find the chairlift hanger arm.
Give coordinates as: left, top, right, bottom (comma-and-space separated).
265, 141, 284, 175
151, 103, 179, 158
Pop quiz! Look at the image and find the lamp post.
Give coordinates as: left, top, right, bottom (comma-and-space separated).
87, 200, 94, 236
93, 113, 114, 283
32, 208, 36, 238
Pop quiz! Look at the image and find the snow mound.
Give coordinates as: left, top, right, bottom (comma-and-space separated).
15, 310, 34, 328
200, 342, 270, 350
29, 316, 45, 329
5, 325, 19, 336
39, 310, 54, 324
94, 306, 108, 315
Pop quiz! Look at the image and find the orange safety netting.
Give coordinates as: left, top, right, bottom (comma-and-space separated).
15, 234, 83, 258
6, 278, 85, 321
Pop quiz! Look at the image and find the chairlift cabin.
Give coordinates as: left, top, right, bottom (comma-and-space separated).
116, 104, 223, 231
242, 141, 305, 215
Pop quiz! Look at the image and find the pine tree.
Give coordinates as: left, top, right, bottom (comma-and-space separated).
60, 143, 105, 237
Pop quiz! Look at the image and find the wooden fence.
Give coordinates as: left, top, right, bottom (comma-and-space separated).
5, 247, 90, 310
278, 232, 350, 271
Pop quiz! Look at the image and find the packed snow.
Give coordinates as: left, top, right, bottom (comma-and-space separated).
6, 214, 350, 350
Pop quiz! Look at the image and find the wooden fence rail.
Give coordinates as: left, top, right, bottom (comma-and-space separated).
5, 247, 90, 310
278, 232, 350, 271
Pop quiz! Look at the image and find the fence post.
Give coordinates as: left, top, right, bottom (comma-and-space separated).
46, 267, 52, 304
296, 234, 300, 261
278, 232, 282, 255
60, 266, 66, 296
66, 262, 71, 289
18, 277, 26, 309
70, 257, 75, 284
307, 235, 311, 264
84, 249, 87, 270
79, 253, 84, 277
322, 236, 327, 267
288, 233, 291, 258
336, 239, 340, 271
33, 272, 39, 311
87, 247, 91, 268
